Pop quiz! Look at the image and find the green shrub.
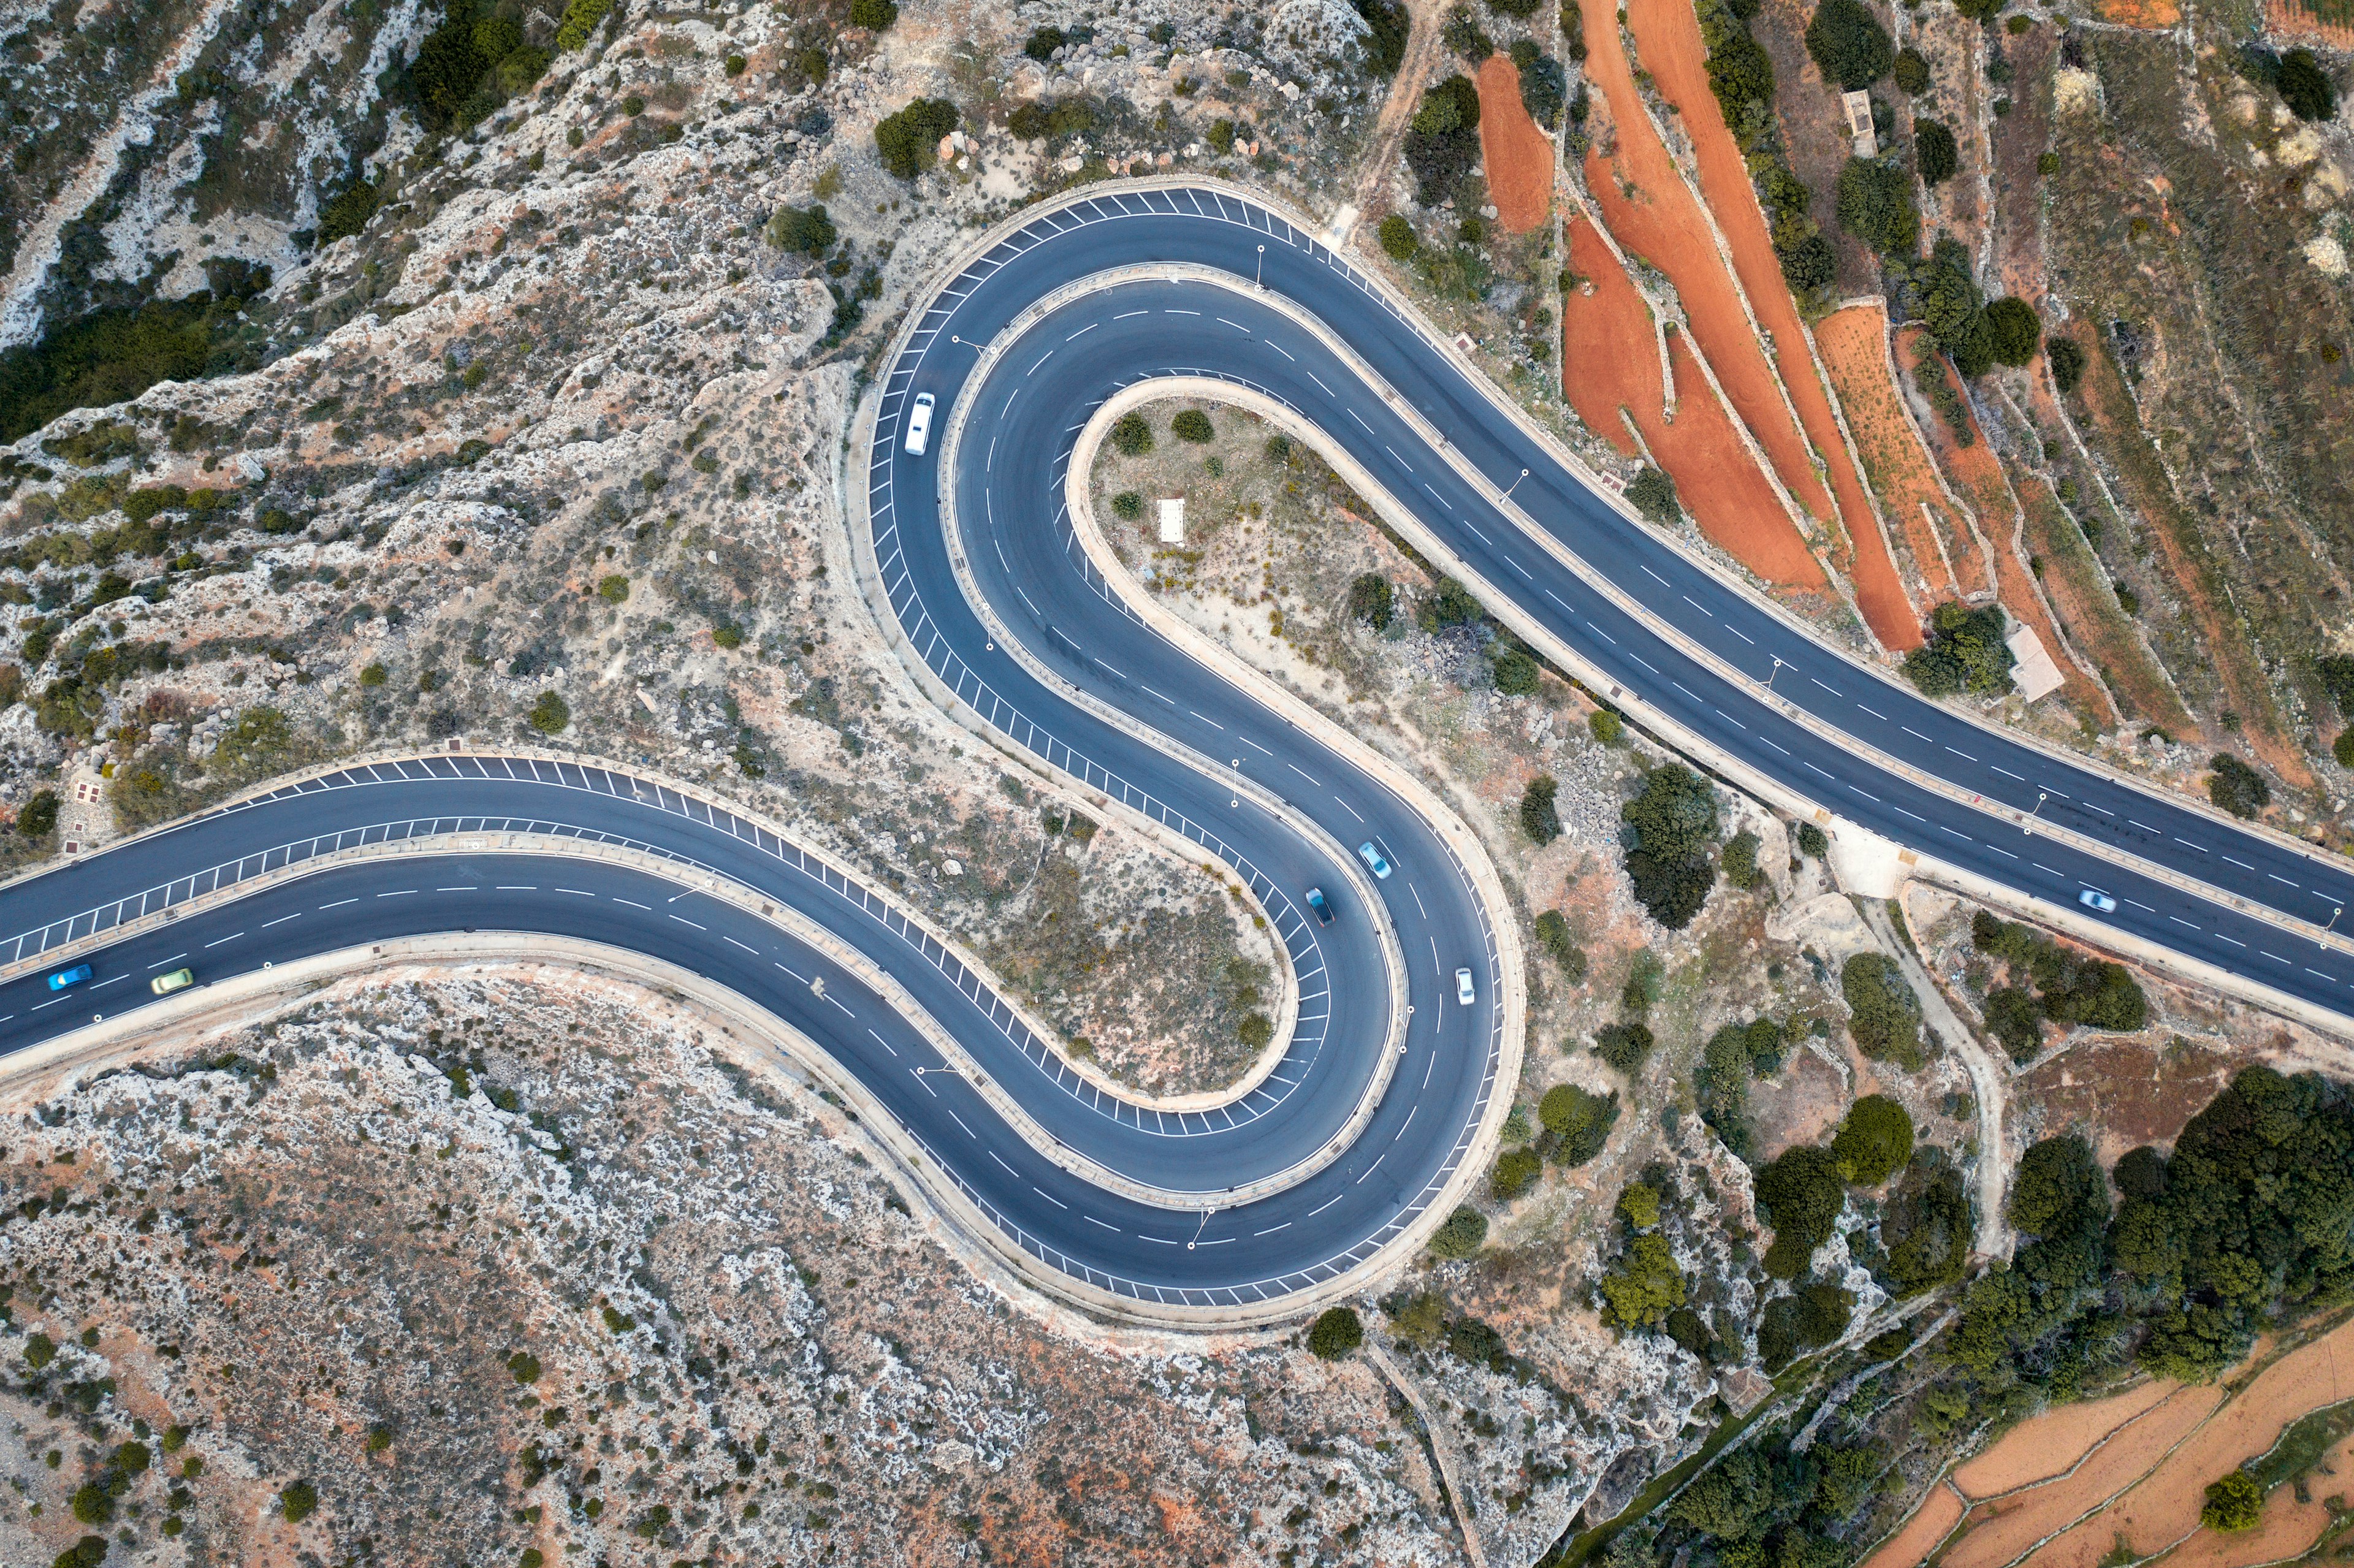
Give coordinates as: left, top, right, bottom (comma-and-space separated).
725, 53, 746, 74
1696, 1016, 1784, 1156
1307, 1306, 1363, 1359
1618, 1182, 1661, 1228
1426, 1205, 1488, 1258
1985, 297, 2042, 366
2336, 729, 2354, 769
1520, 774, 1561, 843
1842, 952, 1922, 1067
1805, 0, 1892, 88
1237, 1013, 1274, 1049
1892, 45, 1930, 93
1108, 413, 1153, 455
1984, 984, 2043, 1062
766, 204, 837, 254
1539, 1083, 1617, 1166
1487, 645, 1544, 696
1721, 829, 1761, 890
507, 1350, 542, 1384
1490, 1146, 1543, 1200
1913, 117, 1958, 184
528, 691, 570, 734
1837, 157, 1919, 256
1207, 118, 1236, 153
53, 1536, 107, 1568
1348, 573, 1393, 628
1440, 8, 1493, 60
1110, 492, 1143, 522
1378, 215, 1419, 260
874, 97, 959, 180
358, 663, 388, 687
1023, 26, 1064, 61
2201, 1469, 2263, 1532
1832, 1094, 1914, 1184
69, 1481, 112, 1524
1621, 950, 1666, 1013
848, 0, 897, 28
25, 1330, 56, 1369
2208, 753, 2269, 818
1513, 41, 1569, 123
17, 790, 59, 838
598, 574, 630, 604
2047, 335, 2087, 394
1356, 0, 1410, 74
1626, 465, 1680, 525
1589, 709, 1623, 745
712, 623, 745, 650
281, 1480, 318, 1523
1171, 408, 1214, 443
1593, 1021, 1655, 1076
1533, 910, 1588, 981
318, 177, 383, 245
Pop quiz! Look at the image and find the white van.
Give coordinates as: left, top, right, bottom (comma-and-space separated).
904, 392, 935, 456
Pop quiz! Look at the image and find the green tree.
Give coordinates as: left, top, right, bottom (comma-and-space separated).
1377, 214, 1419, 260
1621, 764, 1720, 928
2201, 1469, 2263, 1532
1805, 0, 1893, 88
1626, 465, 1680, 525
2279, 48, 2336, 122
2207, 754, 2269, 818
1984, 984, 2043, 1062
1307, 1306, 1364, 1359
874, 97, 959, 180
1721, 829, 1762, 890
1832, 1094, 1914, 1184
1598, 1234, 1686, 1328
1493, 649, 1541, 695
16, 790, 58, 838
528, 691, 570, 735
1892, 45, 1930, 93
1842, 952, 1922, 1067
1514, 44, 1569, 123
1520, 774, 1561, 844
1878, 1163, 1970, 1294
1755, 1145, 1846, 1276
1913, 117, 1958, 184
1837, 157, 1919, 256
1796, 820, 1829, 859
1172, 408, 1214, 443
1539, 1083, 1618, 1166
1984, 297, 2042, 365
1590, 709, 1624, 745
281, 1479, 319, 1523
848, 0, 897, 27
1415, 73, 1483, 133
1111, 492, 1143, 522
1357, 0, 1411, 74
1902, 601, 2016, 697
1427, 1205, 1488, 1258
766, 204, 837, 254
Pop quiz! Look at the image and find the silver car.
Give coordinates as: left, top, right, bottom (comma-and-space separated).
1454, 967, 1476, 1005
2078, 888, 2117, 914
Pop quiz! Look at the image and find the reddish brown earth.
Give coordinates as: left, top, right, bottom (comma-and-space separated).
1816, 303, 1974, 604
1476, 56, 1554, 235
1952, 1380, 2179, 1498
1572, 2, 1844, 574
1621, 0, 1918, 651
2269, 0, 2354, 47
1860, 1483, 1965, 1568
1900, 327, 2116, 723
1561, 218, 1829, 591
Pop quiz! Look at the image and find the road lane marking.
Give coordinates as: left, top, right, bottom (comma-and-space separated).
261, 913, 302, 928
2171, 916, 2200, 931
1992, 766, 2025, 781
2129, 820, 2161, 834
1641, 565, 1670, 586
2175, 839, 2207, 853
322, 897, 360, 907
670, 915, 707, 931
1308, 1192, 1344, 1217
145, 954, 188, 969
1811, 678, 1842, 696
1288, 763, 1322, 786
555, 888, 592, 896
867, 1029, 899, 1057
2223, 856, 2255, 870
91, 975, 123, 989
1084, 1214, 1121, 1231
1032, 1185, 1068, 1208
614, 898, 650, 911
204, 932, 244, 948
1254, 1223, 1290, 1236
1241, 736, 1274, 756
2269, 873, 2302, 888
1335, 797, 1365, 823
376, 889, 415, 897
725, 936, 760, 954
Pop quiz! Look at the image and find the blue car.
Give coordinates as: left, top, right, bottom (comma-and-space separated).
47, 964, 92, 991
1306, 888, 1334, 924
1357, 842, 1393, 879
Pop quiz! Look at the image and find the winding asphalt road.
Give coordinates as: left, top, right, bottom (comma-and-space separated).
2, 181, 2350, 1317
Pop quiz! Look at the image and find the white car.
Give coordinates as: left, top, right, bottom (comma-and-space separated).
904, 392, 935, 456
1454, 967, 1476, 1006
2078, 888, 2117, 914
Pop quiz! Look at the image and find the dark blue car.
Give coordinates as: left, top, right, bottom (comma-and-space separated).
1306, 888, 1333, 925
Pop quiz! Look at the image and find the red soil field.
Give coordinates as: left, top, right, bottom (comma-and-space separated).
2269, 0, 2354, 48
1951, 1377, 2179, 1498
1561, 218, 1827, 590
1620, 0, 1918, 652
1859, 1482, 1964, 1568
1899, 327, 2114, 722
1815, 304, 1976, 606
1475, 57, 1553, 235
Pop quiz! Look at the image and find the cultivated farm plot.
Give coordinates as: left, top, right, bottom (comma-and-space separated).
1476, 56, 1555, 235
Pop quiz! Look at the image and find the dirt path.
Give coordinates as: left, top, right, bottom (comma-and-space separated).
1869, 894, 2008, 1258
1344, 0, 1450, 234
1561, 216, 1830, 592
1817, 303, 1976, 604
1476, 56, 1553, 235
1621, 0, 1919, 652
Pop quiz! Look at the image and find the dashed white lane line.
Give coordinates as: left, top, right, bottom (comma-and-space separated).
2310, 967, 2338, 981
989, 1150, 1020, 1178
2129, 820, 2162, 835
494, 886, 535, 892
725, 936, 760, 954
867, 1028, 899, 1058
776, 960, 806, 981
2175, 839, 2208, 853
1682, 596, 1711, 617
1268, 341, 1295, 361
1032, 1184, 1068, 1208
2171, 916, 2201, 931
1641, 565, 1670, 586
614, 898, 650, 911
1992, 765, 2025, 781
1084, 1214, 1121, 1231
2216, 935, 2246, 948
1354, 1152, 1386, 1184
435, 886, 474, 892
2083, 802, 2114, 816
2263, 951, 2291, 964
1308, 1192, 1344, 1217
145, 953, 188, 970
1241, 735, 1275, 756
2269, 873, 2302, 888
1307, 370, 1334, 396
1335, 797, 1365, 823
204, 932, 244, 948
1254, 1222, 1291, 1236
946, 1108, 977, 1138
91, 975, 123, 989
1189, 710, 1224, 729
1726, 625, 1754, 645
1140, 683, 1176, 706
261, 913, 302, 928
2033, 863, 2065, 877
1941, 826, 1972, 841
377, 889, 415, 897
1811, 677, 1842, 696
2223, 855, 2255, 870
670, 915, 707, 931
1409, 883, 1428, 919
554, 888, 592, 896
1288, 762, 1322, 786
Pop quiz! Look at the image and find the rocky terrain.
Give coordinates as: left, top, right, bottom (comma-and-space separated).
4, 0, 2354, 1562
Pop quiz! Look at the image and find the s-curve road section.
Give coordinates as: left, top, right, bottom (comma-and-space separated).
2, 184, 2348, 1329
870, 181, 2354, 1033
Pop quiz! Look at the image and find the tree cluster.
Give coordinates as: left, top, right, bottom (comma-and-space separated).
874, 97, 959, 180
1971, 910, 2147, 1060
1902, 600, 2016, 698
1620, 763, 1720, 928
406, 0, 550, 134
2207, 753, 2270, 818
1805, 0, 1892, 89
1837, 156, 1919, 257
1404, 75, 1484, 203
1694, 1015, 1784, 1157
1694, 0, 1835, 296
1841, 951, 1923, 1068
1353, 0, 1411, 75
1510, 39, 1568, 123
